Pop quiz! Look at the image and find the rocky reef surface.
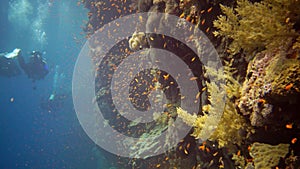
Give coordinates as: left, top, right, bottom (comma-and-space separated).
80, 0, 300, 168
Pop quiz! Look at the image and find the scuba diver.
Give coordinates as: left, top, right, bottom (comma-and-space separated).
40, 65, 70, 112
18, 50, 49, 81
0, 48, 49, 80
0, 48, 22, 77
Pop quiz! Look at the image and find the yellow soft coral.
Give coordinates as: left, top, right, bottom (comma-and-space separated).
178, 62, 251, 147
213, 0, 300, 57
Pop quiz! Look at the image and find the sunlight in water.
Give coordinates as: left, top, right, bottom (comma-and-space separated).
8, 0, 33, 30
8, 0, 49, 49
32, 0, 49, 49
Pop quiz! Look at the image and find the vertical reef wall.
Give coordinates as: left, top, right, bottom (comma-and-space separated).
80, 0, 300, 168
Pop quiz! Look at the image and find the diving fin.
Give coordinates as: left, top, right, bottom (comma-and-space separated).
4, 48, 21, 59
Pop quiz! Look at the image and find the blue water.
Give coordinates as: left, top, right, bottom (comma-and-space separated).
0, 0, 108, 168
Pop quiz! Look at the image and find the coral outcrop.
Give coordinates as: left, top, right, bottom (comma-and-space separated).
237, 50, 275, 127
238, 39, 300, 126
249, 142, 289, 169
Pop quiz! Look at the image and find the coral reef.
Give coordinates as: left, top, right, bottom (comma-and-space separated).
266, 40, 300, 103
128, 32, 149, 51
83, 0, 300, 168
238, 38, 300, 127
213, 0, 300, 56
123, 121, 169, 159
178, 62, 251, 148
177, 107, 198, 127
179, 0, 200, 24
209, 100, 250, 148
133, 0, 179, 14
82, 0, 133, 36
249, 142, 289, 169
237, 50, 275, 127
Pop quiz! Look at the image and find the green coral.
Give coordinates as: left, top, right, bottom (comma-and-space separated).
249, 142, 289, 169
213, 0, 300, 56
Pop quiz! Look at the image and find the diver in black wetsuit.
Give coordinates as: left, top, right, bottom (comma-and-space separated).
0, 49, 49, 80
18, 50, 49, 81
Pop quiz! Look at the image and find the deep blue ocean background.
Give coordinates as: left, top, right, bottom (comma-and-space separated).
0, 0, 111, 168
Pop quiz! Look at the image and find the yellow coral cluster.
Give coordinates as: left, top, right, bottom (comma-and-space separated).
209, 101, 249, 148
204, 66, 251, 147
213, 0, 300, 56
266, 44, 300, 100
177, 62, 251, 148
249, 142, 289, 169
